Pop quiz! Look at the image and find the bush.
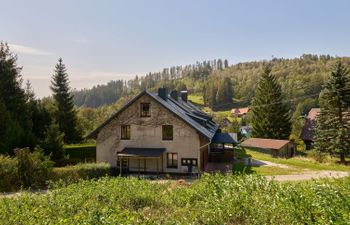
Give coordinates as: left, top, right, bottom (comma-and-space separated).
0, 155, 18, 192
307, 149, 332, 163
49, 163, 111, 184
0, 148, 54, 192
15, 148, 54, 189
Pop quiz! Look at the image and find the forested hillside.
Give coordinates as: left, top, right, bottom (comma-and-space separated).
73, 59, 229, 107
73, 55, 350, 111
74, 54, 350, 137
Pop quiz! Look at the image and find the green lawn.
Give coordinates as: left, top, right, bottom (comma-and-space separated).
244, 148, 350, 172
232, 162, 303, 176
188, 94, 204, 106
64, 143, 96, 149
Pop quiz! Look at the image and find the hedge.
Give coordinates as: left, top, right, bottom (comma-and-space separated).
64, 144, 96, 164
49, 163, 112, 184
0, 153, 111, 192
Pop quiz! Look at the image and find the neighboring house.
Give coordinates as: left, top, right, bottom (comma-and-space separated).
300, 108, 320, 150
231, 107, 249, 117
87, 88, 236, 175
241, 138, 295, 158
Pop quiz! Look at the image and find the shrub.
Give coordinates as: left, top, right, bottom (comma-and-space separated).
0, 155, 18, 192
307, 149, 332, 163
15, 148, 54, 189
0, 148, 54, 192
49, 163, 111, 184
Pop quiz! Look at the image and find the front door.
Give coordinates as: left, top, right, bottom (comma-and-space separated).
118, 159, 129, 173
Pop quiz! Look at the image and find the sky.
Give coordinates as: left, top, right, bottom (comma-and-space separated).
1, 0, 350, 97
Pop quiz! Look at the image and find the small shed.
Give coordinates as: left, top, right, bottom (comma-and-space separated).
240, 138, 295, 158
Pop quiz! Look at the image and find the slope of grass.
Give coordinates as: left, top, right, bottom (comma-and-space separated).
188, 94, 204, 106
1, 175, 350, 224
244, 148, 350, 172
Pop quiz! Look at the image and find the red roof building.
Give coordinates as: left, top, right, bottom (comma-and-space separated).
300, 108, 320, 150
231, 107, 249, 117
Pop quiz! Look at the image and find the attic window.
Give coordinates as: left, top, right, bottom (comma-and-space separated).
140, 103, 151, 117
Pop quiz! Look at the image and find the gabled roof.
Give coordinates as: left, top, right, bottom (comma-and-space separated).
300, 108, 320, 141
231, 107, 249, 115
86, 90, 219, 140
241, 138, 291, 150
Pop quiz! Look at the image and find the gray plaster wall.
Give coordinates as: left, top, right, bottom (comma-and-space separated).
96, 94, 203, 173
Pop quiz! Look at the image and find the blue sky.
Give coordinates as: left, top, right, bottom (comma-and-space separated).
1, 0, 350, 97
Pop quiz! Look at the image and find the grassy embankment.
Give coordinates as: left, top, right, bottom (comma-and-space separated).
1, 174, 350, 224
233, 147, 350, 175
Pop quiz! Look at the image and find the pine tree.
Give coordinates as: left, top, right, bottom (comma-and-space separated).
50, 58, 82, 143
208, 81, 218, 110
251, 66, 291, 139
314, 62, 350, 163
216, 77, 233, 107
0, 42, 33, 153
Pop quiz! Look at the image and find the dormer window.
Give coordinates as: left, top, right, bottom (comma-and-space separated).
140, 103, 151, 117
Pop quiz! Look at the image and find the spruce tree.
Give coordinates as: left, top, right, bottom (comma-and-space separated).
314, 62, 350, 163
216, 77, 233, 107
0, 42, 33, 153
50, 58, 82, 143
251, 66, 291, 139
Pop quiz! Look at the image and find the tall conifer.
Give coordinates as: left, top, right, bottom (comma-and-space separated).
251, 66, 291, 139
0, 42, 33, 153
314, 62, 350, 163
50, 58, 82, 143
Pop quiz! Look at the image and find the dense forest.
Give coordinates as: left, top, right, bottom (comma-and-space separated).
73, 59, 229, 107
74, 55, 350, 110
74, 55, 350, 134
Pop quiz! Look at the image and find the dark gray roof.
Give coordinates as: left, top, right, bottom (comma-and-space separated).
117, 147, 166, 157
86, 90, 219, 140
212, 133, 237, 144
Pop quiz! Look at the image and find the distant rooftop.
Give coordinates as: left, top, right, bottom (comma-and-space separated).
241, 138, 291, 150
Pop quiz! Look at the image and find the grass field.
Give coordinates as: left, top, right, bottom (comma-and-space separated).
188, 94, 204, 106
242, 148, 350, 172
1, 175, 350, 224
232, 162, 303, 175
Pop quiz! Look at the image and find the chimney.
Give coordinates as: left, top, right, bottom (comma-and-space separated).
170, 90, 178, 100
180, 90, 188, 102
158, 87, 167, 100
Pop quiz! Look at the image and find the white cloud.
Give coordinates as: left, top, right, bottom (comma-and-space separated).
8, 43, 53, 56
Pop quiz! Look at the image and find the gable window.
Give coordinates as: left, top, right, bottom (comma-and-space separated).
140, 103, 151, 117
121, 125, 131, 140
162, 125, 173, 140
167, 153, 178, 168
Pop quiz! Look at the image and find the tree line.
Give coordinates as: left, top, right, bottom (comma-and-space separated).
73, 59, 229, 107
0, 42, 82, 165
248, 61, 350, 163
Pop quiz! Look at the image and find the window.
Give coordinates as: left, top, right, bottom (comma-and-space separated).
140, 103, 151, 117
121, 125, 130, 140
167, 153, 178, 168
162, 125, 173, 140
181, 158, 198, 167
